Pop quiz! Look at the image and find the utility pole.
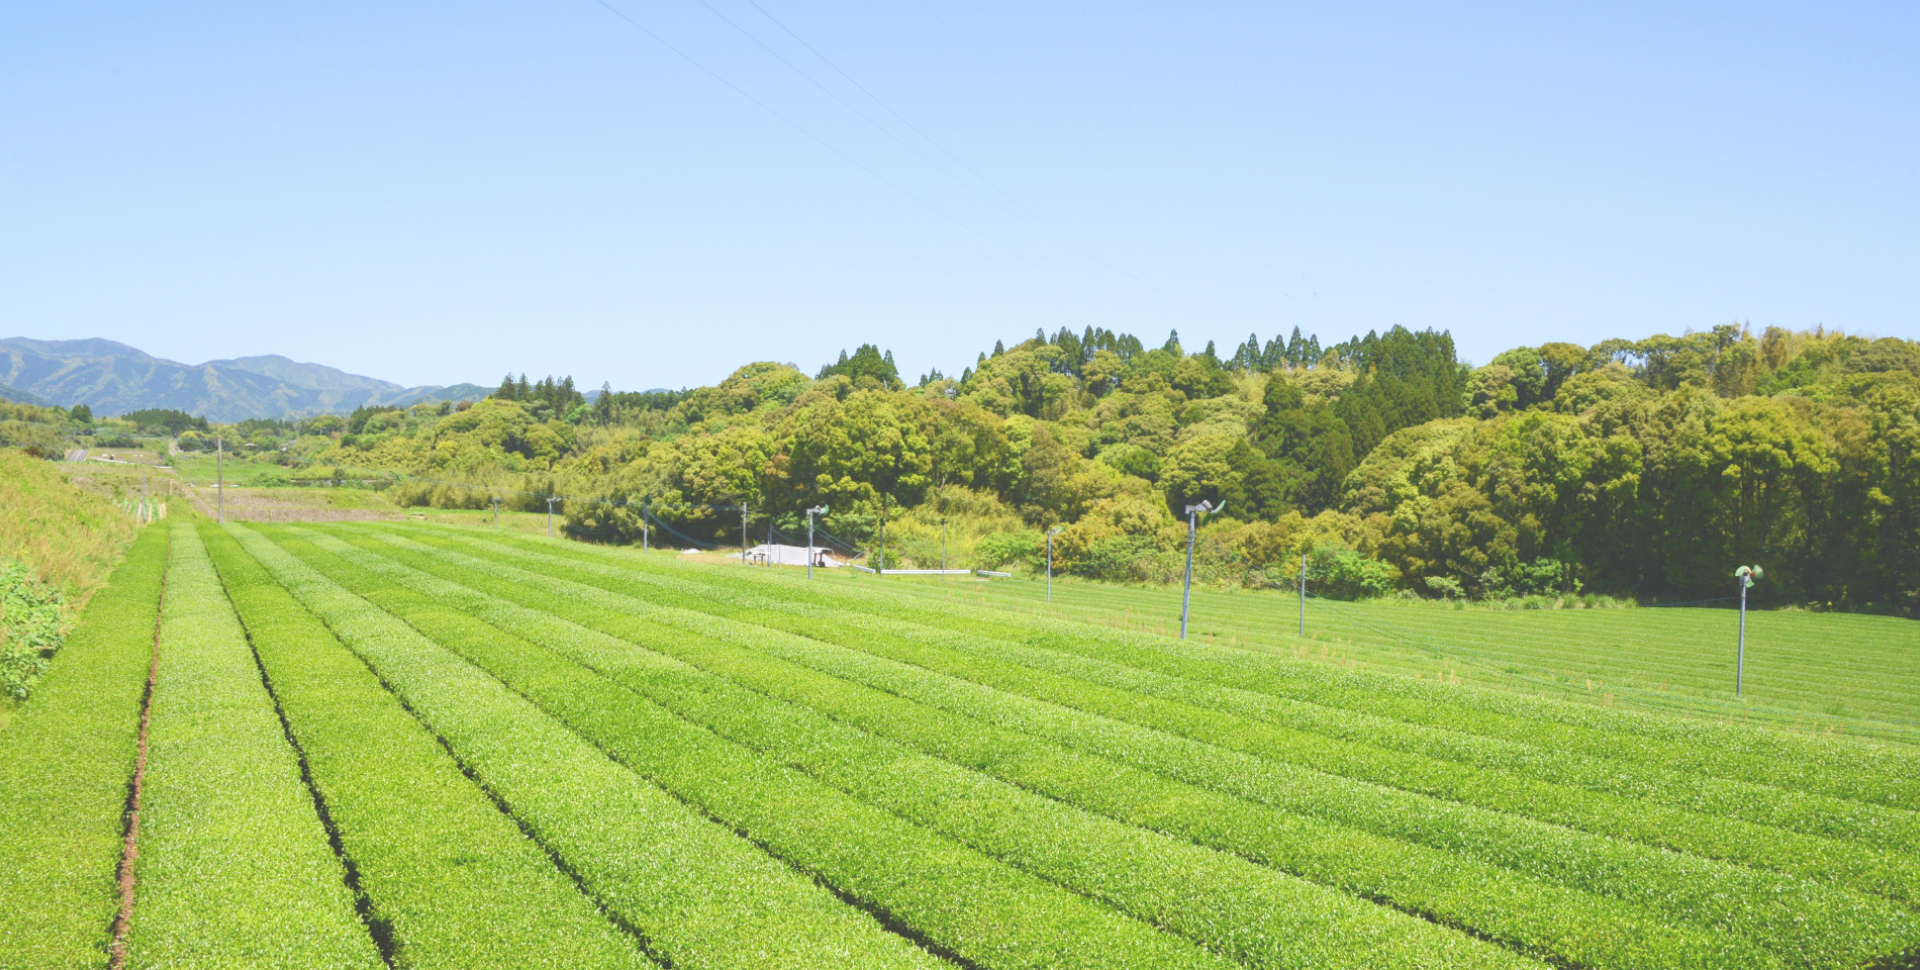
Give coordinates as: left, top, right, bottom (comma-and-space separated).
1299, 553, 1307, 637
546, 496, 556, 536
1046, 526, 1063, 603
1735, 566, 1762, 697
806, 505, 828, 580
1180, 500, 1222, 639
216, 437, 224, 524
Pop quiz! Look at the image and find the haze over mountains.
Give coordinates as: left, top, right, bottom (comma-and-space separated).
0, 337, 488, 422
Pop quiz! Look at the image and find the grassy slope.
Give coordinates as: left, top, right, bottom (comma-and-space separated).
0, 450, 135, 600
1, 450, 141, 726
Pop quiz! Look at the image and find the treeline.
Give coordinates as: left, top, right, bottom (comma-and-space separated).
314, 323, 1919, 613
0, 404, 209, 455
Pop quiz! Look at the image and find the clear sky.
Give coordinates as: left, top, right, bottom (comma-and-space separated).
3, 1, 1915, 390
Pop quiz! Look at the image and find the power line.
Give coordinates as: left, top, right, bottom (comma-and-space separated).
590, 0, 1049, 270
687, 0, 989, 201
729, 0, 1152, 288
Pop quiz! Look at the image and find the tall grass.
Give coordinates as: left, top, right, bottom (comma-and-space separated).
0, 451, 138, 602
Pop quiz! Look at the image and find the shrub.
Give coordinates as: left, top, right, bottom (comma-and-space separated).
1307, 543, 1396, 600
0, 560, 67, 700
975, 530, 1039, 570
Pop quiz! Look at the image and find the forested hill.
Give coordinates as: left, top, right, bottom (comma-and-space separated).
249, 324, 1920, 612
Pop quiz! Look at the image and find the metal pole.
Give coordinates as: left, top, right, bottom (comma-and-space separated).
741, 502, 749, 566
642, 504, 649, 553
547, 496, 555, 536
1299, 553, 1307, 637
1737, 579, 1748, 697
808, 510, 817, 580
766, 516, 774, 568
1181, 507, 1196, 638
216, 437, 224, 524
492, 495, 499, 528
877, 501, 885, 577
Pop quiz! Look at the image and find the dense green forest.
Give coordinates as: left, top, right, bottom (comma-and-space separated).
291, 323, 1913, 614
11, 325, 1920, 613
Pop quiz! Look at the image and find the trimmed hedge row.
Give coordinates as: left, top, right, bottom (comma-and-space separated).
442, 526, 1920, 813
335, 530, 1779, 970
225, 524, 951, 970
452, 527, 1920, 867
124, 524, 380, 969
353, 527, 1920, 970
286, 525, 1544, 970
202, 526, 656, 970
448, 534, 1920, 902
0, 526, 167, 970
268, 525, 1272, 970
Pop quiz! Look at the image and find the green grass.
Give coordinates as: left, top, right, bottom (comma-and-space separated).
2, 449, 137, 602
163, 450, 328, 482
9, 517, 1919, 970
786, 568, 1920, 743
402, 505, 562, 534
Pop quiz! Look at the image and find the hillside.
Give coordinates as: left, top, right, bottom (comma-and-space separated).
0, 450, 141, 707
0, 337, 488, 421
31, 323, 1919, 613
294, 325, 1920, 614
0, 382, 49, 406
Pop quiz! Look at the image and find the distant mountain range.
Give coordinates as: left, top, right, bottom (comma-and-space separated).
0, 337, 490, 422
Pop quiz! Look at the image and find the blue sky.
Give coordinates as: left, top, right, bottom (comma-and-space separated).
3, 1, 1915, 389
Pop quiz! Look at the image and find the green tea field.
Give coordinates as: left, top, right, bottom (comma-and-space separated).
848, 570, 1920, 744
4, 520, 1919, 969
